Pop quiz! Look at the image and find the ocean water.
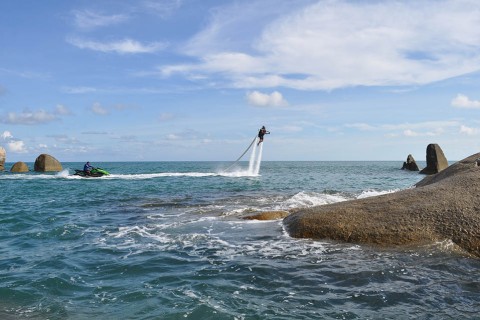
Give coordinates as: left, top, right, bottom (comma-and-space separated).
1, 160, 479, 319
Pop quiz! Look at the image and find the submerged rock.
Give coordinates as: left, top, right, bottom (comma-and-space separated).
34, 154, 62, 172
10, 161, 29, 173
243, 211, 290, 220
402, 154, 419, 171
283, 152, 480, 258
419, 143, 448, 175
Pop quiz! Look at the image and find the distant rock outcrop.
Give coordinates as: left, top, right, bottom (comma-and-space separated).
283, 152, 480, 258
10, 161, 29, 173
0, 146, 5, 171
419, 143, 448, 175
401, 154, 419, 171
34, 154, 62, 172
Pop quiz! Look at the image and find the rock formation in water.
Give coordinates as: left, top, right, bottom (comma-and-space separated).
0, 146, 5, 171
34, 154, 63, 172
401, 154, 419, 171
243, 211, 290, 220
419, 143, 448, 175
10, 161, 29, 173
283, 152, 480, 258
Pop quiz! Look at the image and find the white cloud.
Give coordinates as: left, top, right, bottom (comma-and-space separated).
166, 133, 180, 140
67, 37, 167, 54
281, 125, 303, 132
91, 102, 109, 115
1, 131, 12, 139
48, 134, 80, 144
182, 0, 295, 56
0, 106, 72, 125
142, 0, 183, 18
1, 131, 27, 153
346, 120, 459, 137
1, 109, 58, 125
381, 121, 459, 132
8, 140, 27, 153
451, 94, 480, 109
113, 104, 139, 111
427, 128, 445, 136
55, 104, 72, 115
0, 67, 50, 80
399, 127, 445, 137
72, 10, 129, 30
62, 86, 97, 94
164, 129, 208, 142
403, 129, 419, 137
159, 112, 174, 121
460, 125, 479, 135
88, 102, 137, 116
345, 123, 376, 131
159, 1, 480, 90
397, 127, 443, 137
246, 90, 288, 107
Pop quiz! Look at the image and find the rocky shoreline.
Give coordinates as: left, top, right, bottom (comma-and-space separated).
283, 152, 480, 258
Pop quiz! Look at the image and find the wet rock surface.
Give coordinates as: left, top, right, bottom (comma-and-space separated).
284, 153, 480, 257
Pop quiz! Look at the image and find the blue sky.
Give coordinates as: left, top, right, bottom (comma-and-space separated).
1, 0, 480, 162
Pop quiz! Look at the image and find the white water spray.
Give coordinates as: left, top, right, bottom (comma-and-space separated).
223, 135, 265, 176
248, 140, 257, 173
247, 138, 263, 175
254, 141, 263, 174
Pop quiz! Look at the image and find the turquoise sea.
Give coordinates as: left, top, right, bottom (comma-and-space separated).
1, 160, 479, 319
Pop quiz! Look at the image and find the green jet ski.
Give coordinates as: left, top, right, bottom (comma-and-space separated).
74, 167, 110, 177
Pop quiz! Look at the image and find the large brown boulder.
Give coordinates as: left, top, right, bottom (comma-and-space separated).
283, 152, 480, 258
34, 154, 62, 172
419, 143, 448, 174
10, 161, 29, 173
401, 154, 419, 171
0, 146, 5, 171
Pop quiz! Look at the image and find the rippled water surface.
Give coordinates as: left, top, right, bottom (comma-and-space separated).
1, 161, 479, 319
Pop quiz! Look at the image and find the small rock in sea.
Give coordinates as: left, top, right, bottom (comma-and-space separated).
34, 154, 63, 172
401, 154, 419, 171
10, 161, 29, 173
243, 211, 290, 220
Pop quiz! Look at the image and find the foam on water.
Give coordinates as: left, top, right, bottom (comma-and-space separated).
0, 173, 62, 180
0, 170, 261, 180
102, 218, 330, 263
281, 191, 349, 208
105, 172, 219, 179
56, 169, 70, 178
217, 191, 351, 217
356, 188, 399, 199
218, 170, 259, 177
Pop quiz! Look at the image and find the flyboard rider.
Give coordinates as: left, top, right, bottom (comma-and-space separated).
257, 126, 270, 145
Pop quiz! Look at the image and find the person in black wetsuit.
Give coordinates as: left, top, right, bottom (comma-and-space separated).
257, 126, 270, 145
